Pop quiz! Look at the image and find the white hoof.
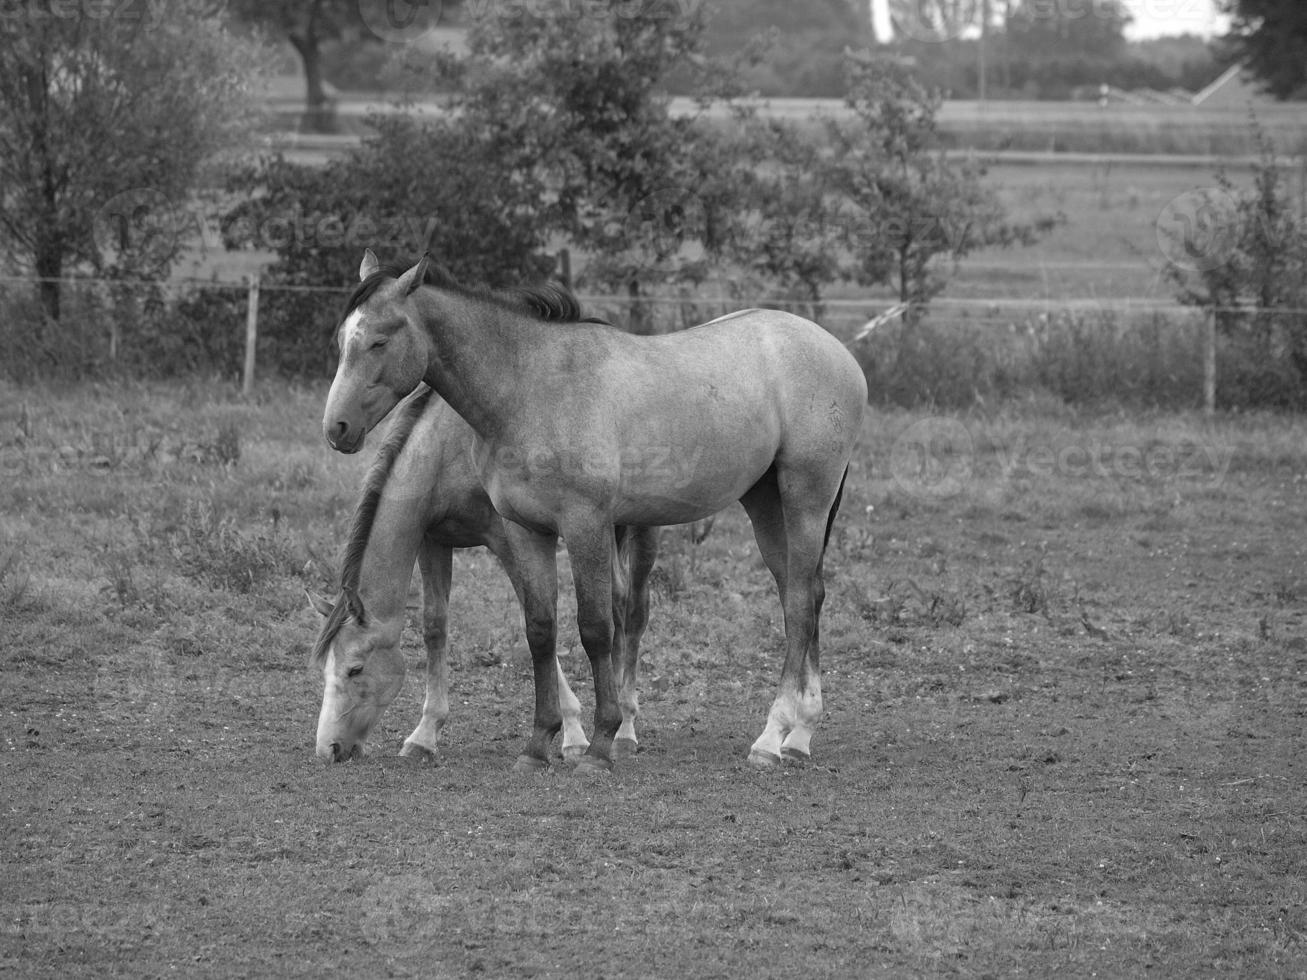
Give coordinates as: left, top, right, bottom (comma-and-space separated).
399, 740, 438, 762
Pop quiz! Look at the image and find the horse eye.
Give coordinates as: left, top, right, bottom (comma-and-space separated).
346, 665, 364, 678
369, 338, 387, 351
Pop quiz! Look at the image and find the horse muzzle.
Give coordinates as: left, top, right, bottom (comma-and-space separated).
325, 420, 366, 454
318, 740, 364, 763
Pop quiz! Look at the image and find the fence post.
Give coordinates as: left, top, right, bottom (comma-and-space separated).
557, 248, 572, 290
242, 274, 260, 397
1203, 308, 1215, 416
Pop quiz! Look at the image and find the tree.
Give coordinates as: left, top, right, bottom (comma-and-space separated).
227, 0, 357, 133
440, 0, 739, 332
1221, 0, 1307, 99
226, 0, 454, 132
220, 113, 555, 374
717, 114, 847, 318
825, 56, 1056, 316
0, 3, 265, 320
1164, 125, 1307, 407
1005, 0, 1132, 59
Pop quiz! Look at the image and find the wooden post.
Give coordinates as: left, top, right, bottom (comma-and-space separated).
557, 248, 572, 290
242, 274, 260, 397
1203, 308, 1216, 416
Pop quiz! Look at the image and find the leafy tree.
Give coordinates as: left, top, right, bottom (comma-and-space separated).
1165, 126, 1307, 407
220, 114, 554, 374
825, 56, 1057, 316
1221, 0, 1307, 99
0, 3, 265, 320
226, 0, 365, 133
716, 114, 846, 318
1004, 0, 1131, 58
438, 0, 740, 332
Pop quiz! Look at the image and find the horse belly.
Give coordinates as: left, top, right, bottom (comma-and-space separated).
611, 431, 776, 525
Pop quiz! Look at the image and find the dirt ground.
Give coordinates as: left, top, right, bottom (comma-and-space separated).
1, 384, 1305, 977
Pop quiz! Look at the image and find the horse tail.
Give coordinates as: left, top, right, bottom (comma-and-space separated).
821, 465, 849, 556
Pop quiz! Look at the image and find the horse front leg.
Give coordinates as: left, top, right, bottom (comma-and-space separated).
400, 542, 452, 762
566, 519, 622, 774
500, 523, 564, 772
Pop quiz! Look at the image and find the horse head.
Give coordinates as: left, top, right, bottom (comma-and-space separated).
307, 588, 406, 762
322, 249, 431, 454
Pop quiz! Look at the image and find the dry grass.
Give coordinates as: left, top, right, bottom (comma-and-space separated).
2, 382, 1306, 978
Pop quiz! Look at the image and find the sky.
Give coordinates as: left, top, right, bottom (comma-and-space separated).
1122, 0, 1229, 39
870, 0, 1230, 42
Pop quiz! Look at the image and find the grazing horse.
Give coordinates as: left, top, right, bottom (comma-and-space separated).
323, 250, 866, 771
309, 385, 658, 764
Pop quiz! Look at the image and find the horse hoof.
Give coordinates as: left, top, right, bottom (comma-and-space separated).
399, 742, 437, 763
560, 744, 588, 765
780, 746, 810, 764
574, 754, 614, 776
512, 754, 550, 774
747, 749, 783, 770
612, 738, 638, 760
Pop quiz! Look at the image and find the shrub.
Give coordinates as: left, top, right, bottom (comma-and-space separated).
1165, 121, 1307, 409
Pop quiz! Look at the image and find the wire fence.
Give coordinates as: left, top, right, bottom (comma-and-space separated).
2, 272, 1304, 412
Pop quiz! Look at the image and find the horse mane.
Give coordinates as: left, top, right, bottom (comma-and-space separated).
309, 386, 436, 666
338, 260, 609, 327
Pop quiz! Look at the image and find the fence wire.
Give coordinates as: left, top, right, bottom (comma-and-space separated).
2, 273, 1304, 412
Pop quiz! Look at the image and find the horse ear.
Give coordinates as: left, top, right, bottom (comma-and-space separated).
359, 249, 380, 282
305, 589, 335, 618
343, 587, 368, 626
397, 253, 431, 296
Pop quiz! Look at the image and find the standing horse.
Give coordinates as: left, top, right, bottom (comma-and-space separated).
323, 250, 866, 772
309, 385, 658, 765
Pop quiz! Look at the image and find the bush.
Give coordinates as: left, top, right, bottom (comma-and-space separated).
1165, 122, 1307, 409
854, 309, 1210, 411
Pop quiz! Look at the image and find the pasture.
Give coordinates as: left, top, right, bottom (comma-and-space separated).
2, 380, 1305, 978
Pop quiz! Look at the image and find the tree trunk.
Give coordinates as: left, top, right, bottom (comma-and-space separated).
290, 35, 336, 134
627, 278, 651, 335
35, 236, 61, 322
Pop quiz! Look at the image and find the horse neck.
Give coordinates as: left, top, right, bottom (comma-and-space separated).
353, 469, 432, 626
413, 289, 535, 439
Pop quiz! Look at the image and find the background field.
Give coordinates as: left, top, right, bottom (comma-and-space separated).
2, 381, 1305, 977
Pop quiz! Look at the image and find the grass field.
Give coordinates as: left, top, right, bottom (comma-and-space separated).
2, 380, 1305, 977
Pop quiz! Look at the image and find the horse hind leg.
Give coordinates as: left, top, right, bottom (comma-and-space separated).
744, 466, 846, 768
612, 525, 658, 759
401, 543, 452, 762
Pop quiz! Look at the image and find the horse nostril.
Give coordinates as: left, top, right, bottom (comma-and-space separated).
332, 421, 349, 444
331, 742, 344, 762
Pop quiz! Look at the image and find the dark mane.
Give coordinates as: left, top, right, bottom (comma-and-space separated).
337, 259, 608, 328
309, 387, 436, 666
